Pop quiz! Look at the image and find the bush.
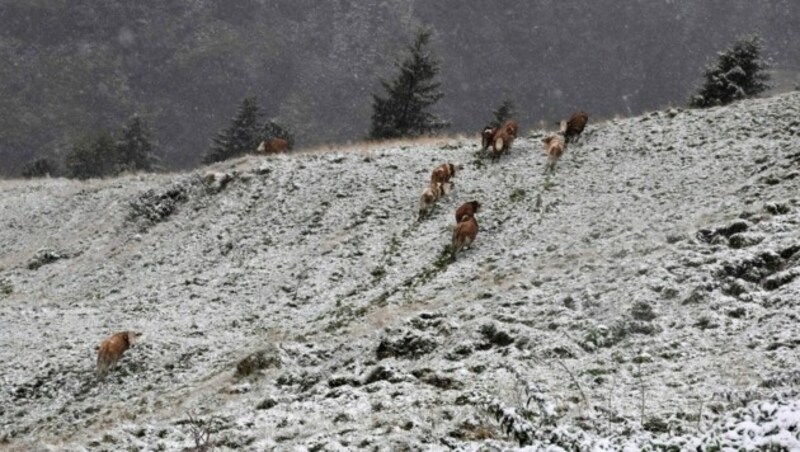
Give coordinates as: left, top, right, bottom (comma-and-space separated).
0, 278, 12, 296
127, 181, 191, 229
689, 34, 770, 108
21, 157, 56, 178
235, 347, 281, 378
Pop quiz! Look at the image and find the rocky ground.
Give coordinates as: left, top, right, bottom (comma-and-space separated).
1, 92, 799, 451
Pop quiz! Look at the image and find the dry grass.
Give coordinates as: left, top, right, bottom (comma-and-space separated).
296, 133, 476, 156
202, 133, 481, 173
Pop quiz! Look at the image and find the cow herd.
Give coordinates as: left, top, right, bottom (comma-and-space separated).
420, 111, 589, 261
94, 112, 589, 377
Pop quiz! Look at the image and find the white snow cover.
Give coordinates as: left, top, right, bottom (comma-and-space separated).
1, 92, 799, 451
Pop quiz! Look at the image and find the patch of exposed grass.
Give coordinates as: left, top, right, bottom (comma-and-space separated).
0, 279, 12, 297
434, 244, 454, 269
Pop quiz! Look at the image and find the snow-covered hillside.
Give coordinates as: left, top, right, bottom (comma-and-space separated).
1, 93, 799, 451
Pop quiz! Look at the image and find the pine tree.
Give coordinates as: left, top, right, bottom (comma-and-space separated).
117, 115, 156, 172
489, 98, 516, 128
65, 132, 119, 180
203, 96, 262, 164
369, 28, 449, 140
689, 34, 771, 108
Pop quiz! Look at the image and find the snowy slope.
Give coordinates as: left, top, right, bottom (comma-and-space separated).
1, 92, 799, 451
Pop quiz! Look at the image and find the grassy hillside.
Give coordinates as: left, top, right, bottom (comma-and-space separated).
1, 93, 799, 450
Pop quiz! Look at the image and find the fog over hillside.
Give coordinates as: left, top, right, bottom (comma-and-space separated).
1, 92, 799, 450
0, 1, 799, 174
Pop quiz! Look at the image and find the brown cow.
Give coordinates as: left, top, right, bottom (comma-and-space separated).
563, 111, 588, 144
452, 213, 478, 260
257, 138, 290, 154
96, 331, 141, 378
455, 200, 482, 223
485, 119, 518, 160
491, 127, 514, 160
501, 120, 519, 139
542, 125, 566, 173
418, 181, 452, 221
431, 163, 463, 184
481, 120, 517, 155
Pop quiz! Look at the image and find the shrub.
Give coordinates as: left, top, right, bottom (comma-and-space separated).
21, 157, 56, 178
127, 181, 191, 229
0, 278, 12, 296
235, 347, 281, 378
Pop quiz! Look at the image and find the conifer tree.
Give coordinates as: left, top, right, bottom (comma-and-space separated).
65, 132, 119, 180
117, 115, 156, 172
689, 34, 770, 108
489, 98, 516, 127
203, 96, 262, 164
369, 28, 448, 140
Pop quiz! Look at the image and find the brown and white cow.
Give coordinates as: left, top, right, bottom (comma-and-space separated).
454, 200, 482, 223
491, 127, 514, 160
431, 162, 463, 185
481, 126, 497, 152
257, 138, 290, 154
542, 123, 567, 172
486, 119, 519, 160
501, 119, 519, 139
418, 181, 452, 221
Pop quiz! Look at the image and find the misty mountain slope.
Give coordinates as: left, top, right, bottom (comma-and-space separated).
3, 1, 800, 175
1, 93, 799, 450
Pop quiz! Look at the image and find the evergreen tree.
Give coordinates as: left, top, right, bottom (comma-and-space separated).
369, 28, 449, 140
489, 98, 516, 127
260, 120, 295, 150
689, 34, 771, 108
117, 114, 156, 172
203, 96, 262, 164
65, 132, 119, 180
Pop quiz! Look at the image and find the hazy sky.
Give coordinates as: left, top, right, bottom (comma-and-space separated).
0, 0, 798, 174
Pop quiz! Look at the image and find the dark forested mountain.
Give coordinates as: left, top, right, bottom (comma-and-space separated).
1, 0, 798, 175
